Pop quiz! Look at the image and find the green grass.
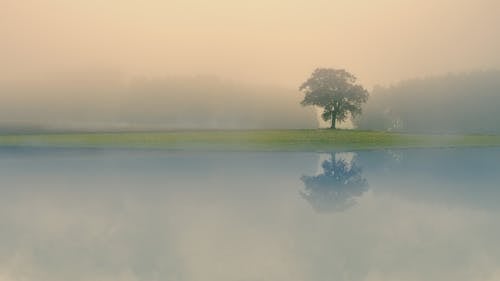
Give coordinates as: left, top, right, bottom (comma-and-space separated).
1, 129, 500, 151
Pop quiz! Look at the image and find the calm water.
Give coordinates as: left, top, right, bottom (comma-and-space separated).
1, 147, 500, 281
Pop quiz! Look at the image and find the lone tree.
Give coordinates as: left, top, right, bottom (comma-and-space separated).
299, 68, 369, 129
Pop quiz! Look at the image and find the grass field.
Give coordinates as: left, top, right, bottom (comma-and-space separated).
1, 129, 500, 151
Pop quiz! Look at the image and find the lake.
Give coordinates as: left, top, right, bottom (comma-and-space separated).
1, 147, 499, 281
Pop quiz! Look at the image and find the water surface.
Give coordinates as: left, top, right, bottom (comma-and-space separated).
1, 147, 499, 281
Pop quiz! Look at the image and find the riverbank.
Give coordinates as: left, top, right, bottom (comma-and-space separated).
1, 129, 500, 151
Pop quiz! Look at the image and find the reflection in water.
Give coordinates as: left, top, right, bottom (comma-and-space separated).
2, 149, 500, 281
301, 153, 368, 212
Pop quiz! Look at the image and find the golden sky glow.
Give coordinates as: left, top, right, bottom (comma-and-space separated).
1, 0, 500, 87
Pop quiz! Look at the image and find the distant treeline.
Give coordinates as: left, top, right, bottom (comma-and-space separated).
355, 71, 500, 134
0, 75, 317, 131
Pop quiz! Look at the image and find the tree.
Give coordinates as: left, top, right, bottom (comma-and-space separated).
299, 68, 369, 129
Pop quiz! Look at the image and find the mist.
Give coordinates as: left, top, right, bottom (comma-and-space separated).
356, 71, 500, 133
0, 73, 317, 131
2, 0, 500, 129
2, 1, 500, 83
2, 149, 500, 280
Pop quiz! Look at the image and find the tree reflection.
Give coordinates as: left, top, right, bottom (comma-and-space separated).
301, 153, 368, 213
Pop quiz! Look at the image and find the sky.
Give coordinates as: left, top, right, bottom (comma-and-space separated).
2, 0, 500, 89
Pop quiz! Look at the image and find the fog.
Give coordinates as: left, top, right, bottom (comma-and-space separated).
1, 0, 500, 129
0, 73, 317, 131
356, 71, 500, 133
3, 0, 499, 86
2, 148, 500, 280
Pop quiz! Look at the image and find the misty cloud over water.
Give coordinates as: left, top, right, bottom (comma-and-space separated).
1, 148, 500, 280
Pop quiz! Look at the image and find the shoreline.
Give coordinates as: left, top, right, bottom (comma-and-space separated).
1, 130, 500, 151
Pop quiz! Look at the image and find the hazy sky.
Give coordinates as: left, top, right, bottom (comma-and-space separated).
2, 0, 500, 88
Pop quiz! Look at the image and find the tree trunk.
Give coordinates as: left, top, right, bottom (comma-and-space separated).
331, 111, 336, 129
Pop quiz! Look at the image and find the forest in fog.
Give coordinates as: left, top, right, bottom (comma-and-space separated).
356, 70, 500, 134
3, 1, 500, 133
0, 74, 317, 132
3, 70, 500, 133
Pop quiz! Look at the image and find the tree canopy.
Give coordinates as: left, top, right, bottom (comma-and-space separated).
299, 68, 369, 129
